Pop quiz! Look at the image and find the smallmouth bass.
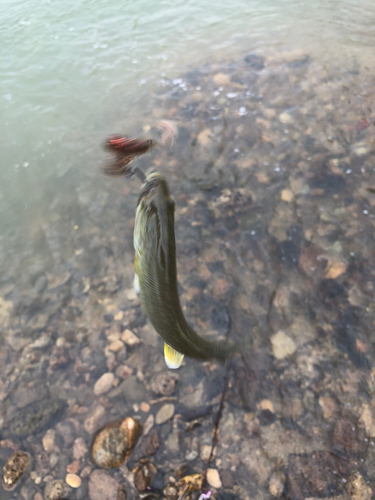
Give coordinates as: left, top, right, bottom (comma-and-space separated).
103, 124, 236, 369
134, 172, 236, 368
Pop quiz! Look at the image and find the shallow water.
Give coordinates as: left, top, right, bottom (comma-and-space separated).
1, 1, 375, 499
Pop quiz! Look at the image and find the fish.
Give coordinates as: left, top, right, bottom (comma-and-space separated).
103, 123, 236, 368
133, 171, 236, 369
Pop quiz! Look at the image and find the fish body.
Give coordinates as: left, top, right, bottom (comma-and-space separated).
134, 172, 236, 368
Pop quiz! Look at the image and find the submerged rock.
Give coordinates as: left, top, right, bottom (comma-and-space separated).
91, 417, 142, 469
2, 450, 31, 491
10, 399, 63, 437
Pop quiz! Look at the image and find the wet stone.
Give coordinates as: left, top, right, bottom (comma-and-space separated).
163, 483, 178, 500
44, 479, 67, 500
133, 461, 157, 492
244, 53, 265, 70
269, 471, 286, 497
150, 372, 179, 396
49, 346, 71, 370
91, 417, 142, 468
116, 484, 127, 500
155, 404, 175, 424
331, 415, 368, 457
206, 468, 222, 489
286, 452, 349, 499
94, 372, 115, 396
2, 450, 31, 491
10, 399, 63, 437
140, 428, 160, 455
88, 470, 119, 500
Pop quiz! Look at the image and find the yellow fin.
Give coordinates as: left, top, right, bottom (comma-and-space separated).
164, 343, 184, 369
133, 273, 140, 295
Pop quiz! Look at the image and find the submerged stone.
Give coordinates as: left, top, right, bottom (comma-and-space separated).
10, 399, 63, 437
91, 417, 142, 469
2, 451, 31, 491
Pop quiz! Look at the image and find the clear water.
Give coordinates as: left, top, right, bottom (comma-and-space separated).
1, 0, 375, 202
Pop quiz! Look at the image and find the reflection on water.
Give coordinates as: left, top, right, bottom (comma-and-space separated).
1, 0, 375, 499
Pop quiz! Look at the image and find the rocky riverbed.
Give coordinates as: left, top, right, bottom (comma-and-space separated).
1, 49, 375, 500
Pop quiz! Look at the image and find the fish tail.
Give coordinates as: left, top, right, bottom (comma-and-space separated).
164, 343, 185, 369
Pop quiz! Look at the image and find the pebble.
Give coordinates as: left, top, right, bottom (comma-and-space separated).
206, 468, 222, 489
155, 404, 175, 424
44, 479, 67, 500
325, 261, 347, 279
108, 340, 124, 352
360, 404, 375, 437
73, 437, 88, 460
121, 329, 141, 346
94, 372, 115, 395
271, 331, 297, 359
281, 189, 294, 202
42, 429, 56, 453
65, 473, 81, 488
133, 461, 157, 492
91, 417, 142, 468
67, 460, 80, 474
279, 112, 294, 124
88, 470, 119, 500
143, 414, 155, 435
2, 450, 31, 491
114, 310, 124, 321
213, 73, 231, 86
269, 471, 286, 497
140, 402, 150, 412
350, 473, 372, 500
84, 405, 106, 434
318, 396, 338, 419
151, 372, 179, 396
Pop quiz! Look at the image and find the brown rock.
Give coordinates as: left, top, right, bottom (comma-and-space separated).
2, 450, 31, 491
163, 482, 178, 500
286, 452, 349, 499
49, 346, 71, 370
141, 428, 160, 455
121, 329, 141, 346
349, 473, 372, 500
213, 73, 231, 86
133, 461, 157, 492
66, 460, 81, 474
298, 245, 327, 278
88, 470, 119, 500
331, 415, 367, 457
91, 417, 142, 468
151, 372, 179, 396
318, 396, 338, 419
116, 484, 127, 500
44, 479, 68, 500
269, 471, 286, 497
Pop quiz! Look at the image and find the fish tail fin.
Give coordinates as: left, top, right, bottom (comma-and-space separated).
164, 343, 184, 369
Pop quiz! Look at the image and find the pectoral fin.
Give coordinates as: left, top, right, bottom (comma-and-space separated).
164, 343, 184, 369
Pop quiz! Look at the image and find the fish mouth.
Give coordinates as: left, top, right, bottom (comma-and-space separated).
137, 172, 166, 206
